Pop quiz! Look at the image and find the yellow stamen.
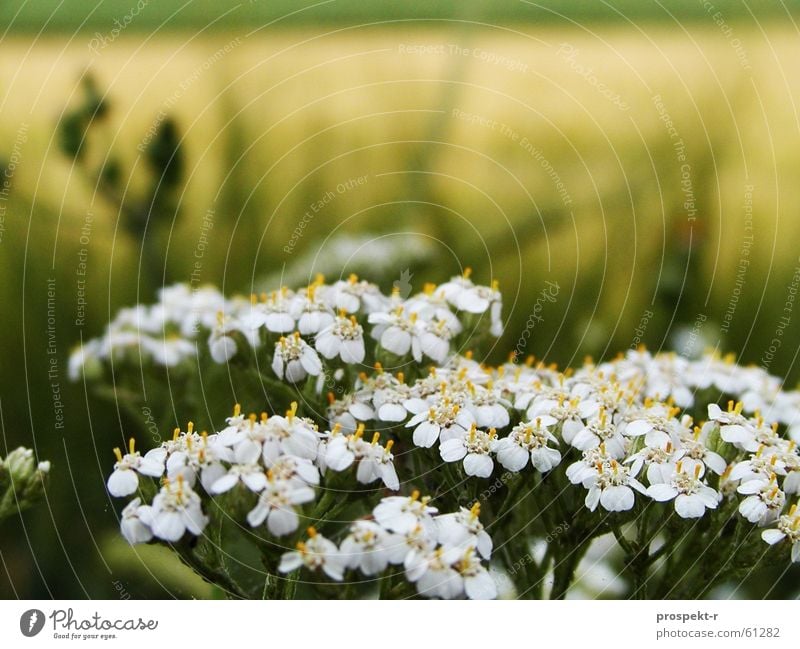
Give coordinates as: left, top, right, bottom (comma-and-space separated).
113, 448, 123, 462
385, 440, 395, 452
470, 502, 481, 519
371, 432, 381, 445
187, 421, 194, 434
287, 402, 298, 420
128, 438, 136, 455
307, 526, 317, 538
233, 403, 241, 417
173, 427, 180, 441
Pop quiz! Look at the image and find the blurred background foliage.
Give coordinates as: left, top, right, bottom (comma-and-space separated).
1, 1, 800, 597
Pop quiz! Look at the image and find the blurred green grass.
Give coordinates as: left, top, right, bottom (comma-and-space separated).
2, 22, 800, 597
3, 0, 799, 32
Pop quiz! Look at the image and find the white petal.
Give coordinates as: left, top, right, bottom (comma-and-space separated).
439, 439, 467, 462
600, 485, 634, 512
107, 469, 139, 497
267, 508, 299, 536
413, 422, 440, 448
464, 571, 497, 600
210, 473, 239, 494
278, 552, 303, 573
761, 528, 786, 545
647, 483, 678, 502
151, 511, 185, 542
624, 420, 653, 437
675, 494, 706, 519
463, 454, 493, 478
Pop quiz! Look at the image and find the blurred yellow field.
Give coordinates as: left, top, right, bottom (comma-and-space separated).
3, 15, 800, 604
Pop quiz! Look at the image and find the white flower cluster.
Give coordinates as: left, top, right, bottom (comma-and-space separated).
323, 347, 800, 560
96, 275, 800, 598
110, 405, 326, 542
71, 271, 502, 380
278, 498, 495, 599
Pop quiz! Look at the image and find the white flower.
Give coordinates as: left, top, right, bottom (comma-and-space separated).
440, 424, 495, 478
572, 409, 628, 459
150, 476, 209, 542
677, 424, 728, 477
368, 307, 423, 360
326, 393, 375, 432
527, 394, 598, 443
435, 503, 492, 559
279, 527, 346, 580
405, 404, 475, 448
373, 380, 413, 422
646, 463, 721, 518
581, 456, 646, 512
107, 439, 164, 497
623, 402, 684, 449
325, 425, 399, 490
268, 454, 320, 487
729, 449, 786, 485
708, 402, 758, 451
339, 521, 401, 575
761, 502, 800, 562
404, 546, 463, 599
331, 275, 388, 314
272, 333, 323, 382
242, 289, 295, 333
315, 315, 366, 364
159, 425, 231, 491
405, 545, 496, 600
626, 440, 682, 485
120, 498, 154, 545
737, 474, 785, 525
453, 547, 497, 599
438, 269, 494, 314
494, 417, 561, 473
246, 473, 316, 536
419, 318, 455, 364
468, 385, 511, 429
291, 285, 335, 335
141, 335, 196, 367
259, 405, 321, 463
208, 312, 241, 364
210, 464, 267, 494
373, 491, 438, 534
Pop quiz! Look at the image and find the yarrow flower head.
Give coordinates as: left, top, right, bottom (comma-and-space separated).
88, 273, 800, 598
